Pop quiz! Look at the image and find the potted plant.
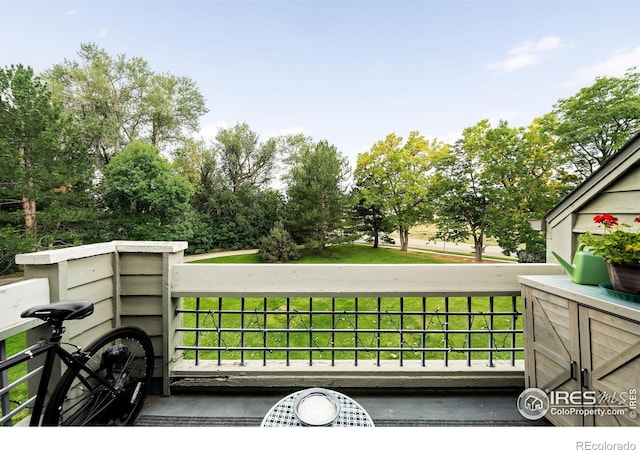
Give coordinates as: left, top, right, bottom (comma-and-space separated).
580, 214, 640, 295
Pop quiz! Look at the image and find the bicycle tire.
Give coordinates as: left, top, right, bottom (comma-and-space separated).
42, 326, 154, 426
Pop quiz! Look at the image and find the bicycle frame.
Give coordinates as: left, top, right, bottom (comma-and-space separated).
0, 328, 115, 426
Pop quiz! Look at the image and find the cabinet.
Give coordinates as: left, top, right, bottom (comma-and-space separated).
519, 275, 640, 427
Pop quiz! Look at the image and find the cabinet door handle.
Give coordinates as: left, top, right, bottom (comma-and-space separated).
581, 368, 589, 388
570, 361, 577, 380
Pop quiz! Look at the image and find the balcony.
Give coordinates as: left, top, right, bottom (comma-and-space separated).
1, 240, 564, 427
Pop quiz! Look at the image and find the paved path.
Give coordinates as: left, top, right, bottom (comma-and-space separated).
184, 240, 513, 263
405, 238, 508, 258
183, 249, 258, 262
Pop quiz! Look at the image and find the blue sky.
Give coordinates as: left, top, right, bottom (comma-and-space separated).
1, 0, 639, 166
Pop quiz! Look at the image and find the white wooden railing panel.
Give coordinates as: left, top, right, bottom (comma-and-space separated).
171, 263, 564, 297
0, 279, 49, 340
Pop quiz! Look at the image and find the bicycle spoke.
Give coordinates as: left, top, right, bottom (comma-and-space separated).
43, 327, 154, 426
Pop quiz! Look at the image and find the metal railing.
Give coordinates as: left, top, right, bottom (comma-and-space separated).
0, 343, 43, 426
168, 263, 564, 374
174, 294, 522, 367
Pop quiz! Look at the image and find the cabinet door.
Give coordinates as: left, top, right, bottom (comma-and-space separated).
579, 306, 640, 426
523, 287, 582, 426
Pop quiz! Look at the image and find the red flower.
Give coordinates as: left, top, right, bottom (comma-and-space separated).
635, 217, 640, 223
593, 214, 618, 227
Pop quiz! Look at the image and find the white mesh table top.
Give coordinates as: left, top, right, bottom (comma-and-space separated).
261, 388, 375, 427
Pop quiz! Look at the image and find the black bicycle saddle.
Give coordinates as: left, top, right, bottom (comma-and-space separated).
21, 300, 94, 322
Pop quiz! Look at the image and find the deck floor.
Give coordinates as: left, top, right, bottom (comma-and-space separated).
137, 389, 551, 427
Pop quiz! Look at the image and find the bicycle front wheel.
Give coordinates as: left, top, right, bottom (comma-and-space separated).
43, 326, 154, 426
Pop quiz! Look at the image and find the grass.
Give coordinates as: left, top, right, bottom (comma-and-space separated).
192, 244, 478, 264
3, 333, 29, 425
183, 244, 521, 363
180, 295, 522, 363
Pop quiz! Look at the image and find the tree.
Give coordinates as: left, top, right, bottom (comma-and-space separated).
144, 73, 208, 149
431, 118, 571, 262
0, 65, 94, 257
354, 132, 441, 251
285, 140, 350, 253
213, 122, 278, 193
430, 122, 490, 262
170, 138, 208, 189
181, 124, 285, 251
46, 43, 207, 167
258, 221, 300, 263
46, 43, 151, 166
553, 68, 640, 178
207, 186, 284, 250
487, 115, 574, 260
350, 185, 394, 249
99, 141, 194, 241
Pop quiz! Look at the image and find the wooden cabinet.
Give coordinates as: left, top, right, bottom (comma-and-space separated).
519, 275, 640, 427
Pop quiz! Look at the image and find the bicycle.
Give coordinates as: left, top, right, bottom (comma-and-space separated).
0, 300, 154, 426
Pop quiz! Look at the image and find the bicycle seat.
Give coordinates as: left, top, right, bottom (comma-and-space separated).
21, 300, 94, 322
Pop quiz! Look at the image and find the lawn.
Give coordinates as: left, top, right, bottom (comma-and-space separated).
181, 295, 522, 363
3, 333, 28, 424
192, 243, 477, 264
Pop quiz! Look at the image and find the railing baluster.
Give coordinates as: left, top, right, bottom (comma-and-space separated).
444, 297, 449, 367
308, 297, 313, 367
511, 295, 518, 366
195, 297, 201, 366
488, 296, 495, 367
263, 297, 268, 366
354, 297, 359, 367
377, 297, 382, 367
286, 297, 291, 366
217, 297, 223, 365
467, 297, 472, 367
331, 297, 336, 366
421, 297, 427, 367
399, 297, 404, 367
240, 297, 245, 366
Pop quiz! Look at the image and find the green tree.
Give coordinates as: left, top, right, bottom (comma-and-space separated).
99, 141, 194, 241
431, 118, 571, 262
350, 186, 394, 249
182, 124, 285, 251
258, 221, 300, 263
553, 68, 640, 178
488, 115, 574, 260
46, 43, 151, 166
0, 64, 94, 270
214, 122, 278, 193
285, 140, 350, 254
144, 73, 208, 149
354, 132, 441, 251
46, 43, 207, 167
430, 122, 490, 262
207, 186, 284, 250
171, 138, 208, 189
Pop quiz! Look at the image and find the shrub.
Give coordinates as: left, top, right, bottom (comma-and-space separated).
258, 222, 300, 263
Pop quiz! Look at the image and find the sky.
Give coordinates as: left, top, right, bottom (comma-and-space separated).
1, 0, 639, 168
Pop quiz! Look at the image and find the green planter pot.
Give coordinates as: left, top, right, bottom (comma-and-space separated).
607, 262, 640, 295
